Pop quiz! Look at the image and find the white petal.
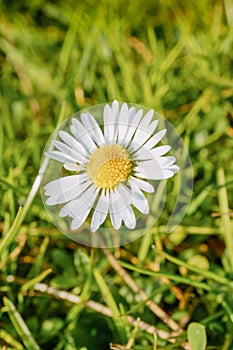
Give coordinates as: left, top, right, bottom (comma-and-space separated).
110, 212, 121, 230
63, 163, 81, 171
143, 129, 167, 150
135, 159, 175, 180
91, 190, 109, 232
130, 177, 154, 193
109, 188, 124, 214
59, 130, 88, 157
59, 184, 98, 217
112, 100, 119, 115
123, 109, 143, 147
45, 150, 77, 164
47, 180, 91, 205
140, 109, 154, 127
144, 120, 158, 136
167, 164, 180, 174
44, 174, 90, 205
116, 184, 132, 207
130, 181, 149, 214
71, 118, 97, 152
112, 99, 120, 115
44, 175, 82, 192
71, 216, 86, 230
52, 140, 86, 164
130, 128, 152, 150
81, 113, 105, 146
132, 146, 152, 161
60, 199, 84, 218
103, 104, 114, 143
130, 109, 155, 147
109, 186, 136, 229
120, 206, 136, 229
117, 103, 129, 141
69, 187, 99, 230
117, 107, 136, 144
111, 100, 120, 143
157, 156, 176, 167
150, 145, 171, 157
44, 177, 73, 199
109, 189, 123, 229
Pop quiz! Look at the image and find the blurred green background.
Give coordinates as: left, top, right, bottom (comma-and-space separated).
0, 0, 233, 349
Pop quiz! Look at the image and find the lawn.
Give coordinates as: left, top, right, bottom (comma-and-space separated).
0, 0, 233, 349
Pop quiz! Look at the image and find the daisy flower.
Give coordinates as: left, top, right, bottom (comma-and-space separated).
44, 100, 179, 232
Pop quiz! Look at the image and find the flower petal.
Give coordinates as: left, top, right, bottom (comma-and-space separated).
70, 216, 86, 230
117, 106, 136, 143
111, 100, 120, 143
142, 129, 167, 150
91, 190, 109, 232
63, 163, 81, 171
135, 159, 175, 180
157, 156, 176, 167
130, 128, 152, 150
130, 181, 149, 214
103, 103, 114, 143
81, 113, 105, 146
130, 120, 158, 152
44, 174, 82, 193
150, 145, 171, 157
117, 103, 129, 141
111, 185, 136, 229
140, 109, 154, 127
60, 185, 99, 223
48, 181, 92, 205
109, 189, 123, 230
71, 118, 97, 152
45, 174, 90, 205
120, 205, 136, 229
166, 164, 180, 173
45, 150, 77, 164
59, 130, 88, 157
52, 140, 86, 165
123, 109, 143, 147
69, 186, 98, 230
130, 177, 154, 193
116, 183, 132, 207
132, 146, 152, 161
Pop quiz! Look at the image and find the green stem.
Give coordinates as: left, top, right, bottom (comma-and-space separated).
120, 260, 211, 291
160, 250, 229, 285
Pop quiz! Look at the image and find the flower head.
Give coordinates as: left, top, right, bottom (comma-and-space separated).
44, 100, 179, 232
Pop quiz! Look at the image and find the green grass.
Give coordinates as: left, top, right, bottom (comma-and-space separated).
0, 0, 233, 349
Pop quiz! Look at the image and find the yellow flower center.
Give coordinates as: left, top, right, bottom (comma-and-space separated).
86, 144, 132, 189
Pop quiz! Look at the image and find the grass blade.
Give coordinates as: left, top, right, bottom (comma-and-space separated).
3, 297, 40, 350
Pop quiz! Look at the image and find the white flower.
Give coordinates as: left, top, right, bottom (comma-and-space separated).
44, 100, 179, 232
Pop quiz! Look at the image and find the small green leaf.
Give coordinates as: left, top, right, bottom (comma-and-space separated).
187, 322, 207, 350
